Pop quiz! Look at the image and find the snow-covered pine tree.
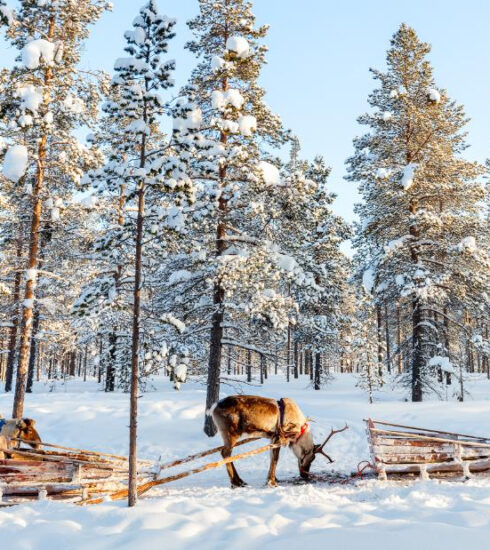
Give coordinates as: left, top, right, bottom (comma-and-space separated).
74, 1, 196, 507
353, 291, 382, 403
346, 24, 488, 401
0, 0, 110, 415
277, 146, 351, 389
177, 0, 291, 435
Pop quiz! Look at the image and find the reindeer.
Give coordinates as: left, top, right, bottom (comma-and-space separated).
211, 395, 347, 488
0, 417, 42, 459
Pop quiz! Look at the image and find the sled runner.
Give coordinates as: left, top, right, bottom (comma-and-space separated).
366, 418, 490, 480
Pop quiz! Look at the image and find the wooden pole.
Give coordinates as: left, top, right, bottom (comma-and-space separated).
157, 436, 260, 472
81, 441, 279, 505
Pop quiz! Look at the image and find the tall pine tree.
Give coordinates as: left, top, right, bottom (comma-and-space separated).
347, 24, 488, 401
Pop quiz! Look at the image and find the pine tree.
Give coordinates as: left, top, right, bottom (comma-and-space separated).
75, 1, 196, 506
278, 147, 351, 389
353, 292, 382, 403
181, 0, 288, 435
0, 0, 110, 415
346, 24, 488, 401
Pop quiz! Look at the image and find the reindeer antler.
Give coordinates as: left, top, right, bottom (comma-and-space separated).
314, 424, 349, 463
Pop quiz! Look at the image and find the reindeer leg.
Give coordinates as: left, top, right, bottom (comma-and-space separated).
221, 435, 247, 488
267, 446, 281, 487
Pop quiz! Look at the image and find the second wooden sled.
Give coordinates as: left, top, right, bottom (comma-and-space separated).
366, 418, 490, 480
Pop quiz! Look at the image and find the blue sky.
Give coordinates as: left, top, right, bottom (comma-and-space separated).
1, 0, 489, 224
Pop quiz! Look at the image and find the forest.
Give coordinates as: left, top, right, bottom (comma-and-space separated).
0, 0, 490, 550
0, 0, 489, 531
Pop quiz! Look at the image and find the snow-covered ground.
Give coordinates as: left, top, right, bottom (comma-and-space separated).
2, 374, 490, 549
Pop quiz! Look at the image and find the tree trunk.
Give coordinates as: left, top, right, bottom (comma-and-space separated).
246, 349, 252, 383
106, 332, 116, 392
5, 242, 22, 392
204, 68, 229, 437
411, 300, 425, 402
128, 71, 150, 505
314, 351, 321, 390
293, 339, 299, 379
384, 302, 391, 374
26, 308, 41, 393
12, 17, 54, 418
128, 182, 145, 508
376, 304, 383, 381
443, 307, 452, 385
227, 346, 232, 375
396, 302, 403, 374
83, 346, 88, 382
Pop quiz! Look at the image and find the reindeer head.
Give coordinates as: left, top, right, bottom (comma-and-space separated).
16, 418, 42, 449
292, 424, 349, 479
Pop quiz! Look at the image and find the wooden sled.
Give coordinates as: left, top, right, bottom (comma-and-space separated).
0, 439, 155, 506
366, 418, 490, 481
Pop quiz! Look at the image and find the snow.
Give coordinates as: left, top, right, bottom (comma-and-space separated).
219, 119, 239, 134
26, 268, 37, 282
3, 374, 490, 549
0, 2, 14, 25
376, 168, 391, 179
168, 270, 192, 285
114, 57, 148, 72
51, 207, 60, 221
400, 163, 418, 190
428, 88, 441, 103
174, 364, 187, 384
384, 236, 409, 254
238, 114, 257, 136
226, 36, 250, 58
2, 145, 28, 182
63, 94, 86, 114
429, 356, 454, 374
211, 56, 226, 71
362, 267, 375, 293
258, 161, 281, 186
395, 274, 405, 287
381, 111, 392, 122
211, 89, 245, 111
127, 27, 146, 45
277, 254, 298, 272
166, 207, 185, 231
173, 107, 202, 133
22, 39, 56, 69
160, 313, 186, 334
457, 236, 477, 252
15, 85, 43, 114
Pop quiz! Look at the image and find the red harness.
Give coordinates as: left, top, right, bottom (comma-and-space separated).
277, 398, 309, 443
296, 422, 309, 442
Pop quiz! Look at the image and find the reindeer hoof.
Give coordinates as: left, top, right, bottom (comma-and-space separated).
267, 480, 278, 488
231, 480, 247, 489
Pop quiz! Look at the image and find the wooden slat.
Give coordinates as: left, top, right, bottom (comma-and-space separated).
1, 447, 132, 472
369, 428, 490, 449
373, 442, 490, 459
365, 419, 490, 443
0, 459, 74, 483
382, 457, 490, 475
